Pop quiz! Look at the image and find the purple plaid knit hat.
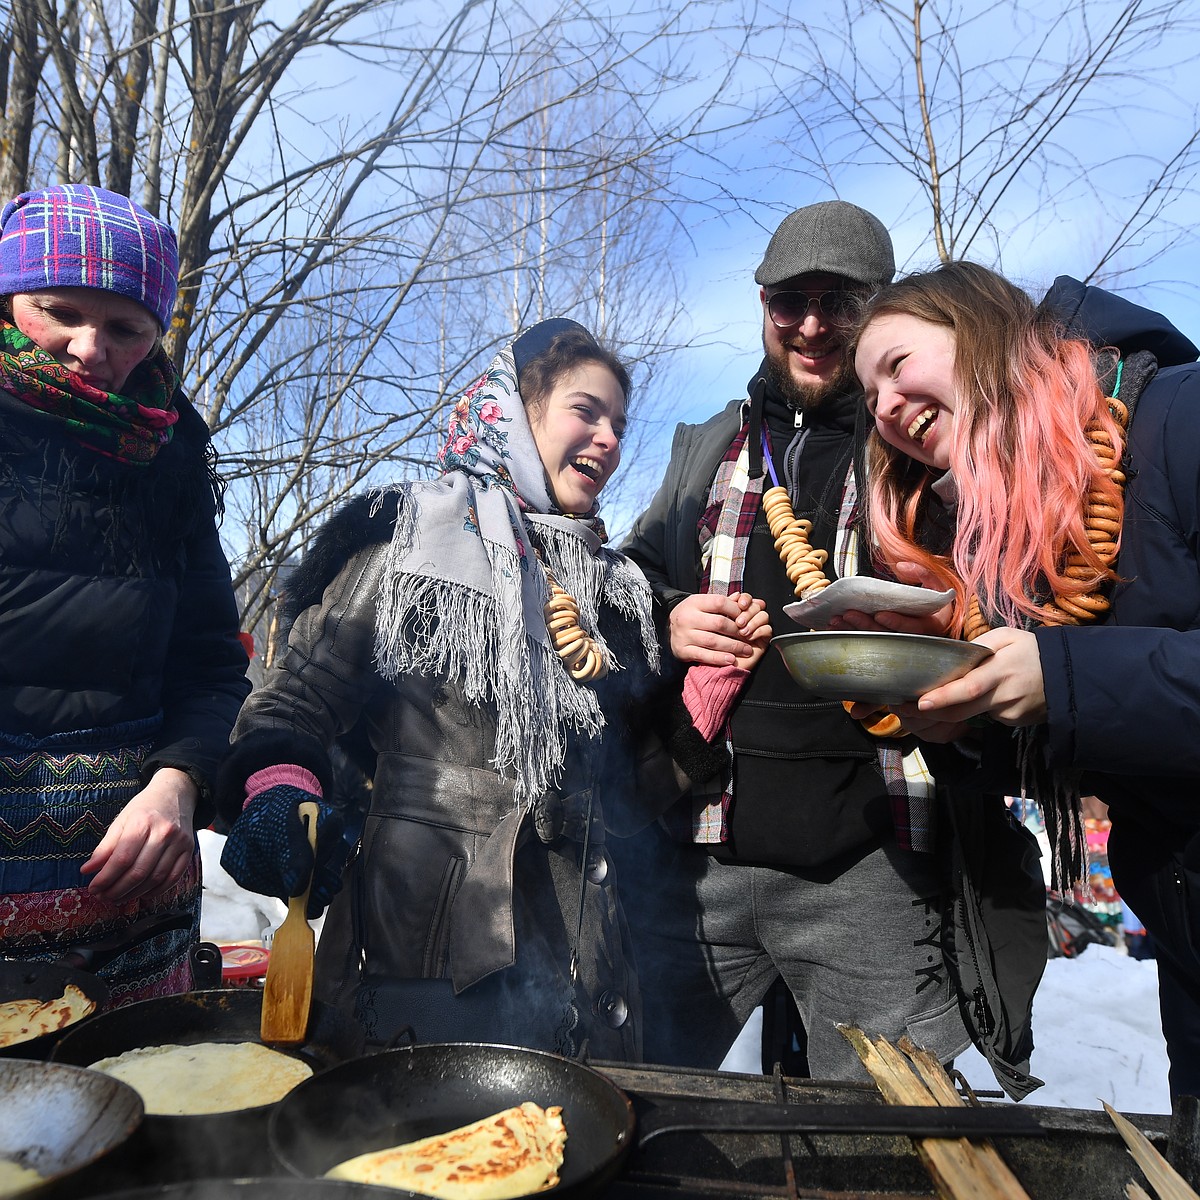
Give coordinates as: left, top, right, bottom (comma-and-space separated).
0, 184, 178, 331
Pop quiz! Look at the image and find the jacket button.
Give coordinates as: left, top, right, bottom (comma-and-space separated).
596, 990, 628, 1028
585, 848, 609, 884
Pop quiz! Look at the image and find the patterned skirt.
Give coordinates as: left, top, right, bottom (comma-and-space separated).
0, 717, 200, 1008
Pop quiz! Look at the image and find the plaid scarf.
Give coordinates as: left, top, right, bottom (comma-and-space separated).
689, 399, 936, 853
372, 336, 657, 807
0, 321, 178, 465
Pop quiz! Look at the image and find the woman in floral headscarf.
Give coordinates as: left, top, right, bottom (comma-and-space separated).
0, 184, 249, 1004
219, 319, 670, 1059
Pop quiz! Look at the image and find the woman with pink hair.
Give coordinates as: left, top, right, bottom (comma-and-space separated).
849, 259, 1200, 1099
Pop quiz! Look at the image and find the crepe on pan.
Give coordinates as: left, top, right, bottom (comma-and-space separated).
327, 1101, 567, 1199
89, 1041, 313, 1115
0, 984, 95, 1049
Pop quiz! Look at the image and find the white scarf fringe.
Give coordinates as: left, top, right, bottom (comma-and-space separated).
372, 486, 656, 805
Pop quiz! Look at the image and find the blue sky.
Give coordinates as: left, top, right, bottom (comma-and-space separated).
595, 0, 1200, 534
216, 0, 1200, 541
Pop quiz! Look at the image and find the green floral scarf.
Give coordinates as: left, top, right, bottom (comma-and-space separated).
0, 321, 179, 465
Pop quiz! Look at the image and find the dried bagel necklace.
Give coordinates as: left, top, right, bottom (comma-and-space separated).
538, 551, 608, 683
759, 381, 1130, 633
757, 429, 904, 738
965, 368, 1132, 896
962, 370, 1130, 640
758, 426, 833, 601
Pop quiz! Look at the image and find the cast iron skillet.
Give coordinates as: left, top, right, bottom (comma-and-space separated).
270, 1043, 635, 1199
0, 1058, 143, 1197
51, 987, 368, 1186
269, 1042, 1048, 1198
0, 959, 110, 1060
0, 909, 202, 1060
64, 1181, 410, 1200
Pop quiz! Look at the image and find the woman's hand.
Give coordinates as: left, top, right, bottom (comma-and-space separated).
828, 561, 955, 637
880, 628, 1047, 743
847, 700, 972, 745
670, 592, 773, 667
830, 608, 950, 636
81, 767, 198, 904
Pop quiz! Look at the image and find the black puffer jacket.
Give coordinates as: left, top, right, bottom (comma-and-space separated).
0, 388, 251, 817
1036, 276, 1200, 827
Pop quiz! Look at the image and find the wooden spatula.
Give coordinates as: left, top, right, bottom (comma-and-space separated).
260, 800, 319, 1046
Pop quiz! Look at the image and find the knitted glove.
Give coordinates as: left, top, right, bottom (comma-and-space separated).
220, 767, 348, 920
682, 663, 750, 742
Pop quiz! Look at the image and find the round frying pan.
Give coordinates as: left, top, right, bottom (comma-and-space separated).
63, 1181, 412, 1200
51, 987, 364, 1072
51, 988, 367, 1186
0, 909, 201, 1060
269, 1043, 635, 1199
269, 1042, 1050, 1198
0, 1058, 142, 1196
0, 958, 109, 1059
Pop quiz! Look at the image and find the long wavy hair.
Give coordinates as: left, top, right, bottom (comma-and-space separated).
851, 261, 1125, 633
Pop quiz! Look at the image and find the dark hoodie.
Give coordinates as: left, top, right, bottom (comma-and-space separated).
1043, 274, 1199, 366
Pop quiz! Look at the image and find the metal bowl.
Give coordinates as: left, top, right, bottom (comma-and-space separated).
772, 631, 993, 705
0, 1058, 143, 1195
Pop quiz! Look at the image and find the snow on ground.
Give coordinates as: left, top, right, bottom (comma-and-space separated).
198, 829, 287, 944
719, 945, 1171, 1114
199, 829, 1171, 1114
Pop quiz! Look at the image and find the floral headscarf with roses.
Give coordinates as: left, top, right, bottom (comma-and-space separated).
371, 320, 657, 806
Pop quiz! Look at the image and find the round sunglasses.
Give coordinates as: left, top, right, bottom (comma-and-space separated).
766, 289, 863, 328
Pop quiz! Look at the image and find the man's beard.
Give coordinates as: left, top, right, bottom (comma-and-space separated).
763, 337, 854, 411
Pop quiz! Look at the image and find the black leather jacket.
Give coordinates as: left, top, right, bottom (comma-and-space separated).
221, 500, 677, 1060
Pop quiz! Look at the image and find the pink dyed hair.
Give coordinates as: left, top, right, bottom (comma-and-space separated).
852, 262, 1125, 633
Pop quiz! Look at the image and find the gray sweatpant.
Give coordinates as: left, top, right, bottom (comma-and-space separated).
612, 821, 971, 1079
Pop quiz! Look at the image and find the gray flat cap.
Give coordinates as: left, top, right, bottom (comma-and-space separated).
755, 200, 895, 288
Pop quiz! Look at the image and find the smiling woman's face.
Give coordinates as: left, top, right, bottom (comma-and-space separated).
855, 312, 960, 472
528, 361, 626, 514
10, 287, 160, 394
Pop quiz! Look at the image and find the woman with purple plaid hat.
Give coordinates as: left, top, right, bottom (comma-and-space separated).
0, 184, 250, 1006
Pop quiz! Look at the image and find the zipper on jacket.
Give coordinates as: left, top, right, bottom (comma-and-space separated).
972, 985, 996, 1039
955, 858, 997, 1041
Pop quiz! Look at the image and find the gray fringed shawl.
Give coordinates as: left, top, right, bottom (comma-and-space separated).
371, 338, 658, 805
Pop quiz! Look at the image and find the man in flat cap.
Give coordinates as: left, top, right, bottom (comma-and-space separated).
616, 201, 1043, 1096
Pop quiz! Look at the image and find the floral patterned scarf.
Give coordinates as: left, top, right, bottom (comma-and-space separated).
0, 320, 178, 464
371, 331, 658, 806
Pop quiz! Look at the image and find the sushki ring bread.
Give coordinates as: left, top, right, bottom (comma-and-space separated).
841, 700, 905, 738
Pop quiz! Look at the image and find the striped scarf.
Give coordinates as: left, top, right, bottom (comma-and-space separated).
688, 400, 936, 852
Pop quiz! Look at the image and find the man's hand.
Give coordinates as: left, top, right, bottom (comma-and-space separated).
670, 591, 773, 667
81, 767, 198, 903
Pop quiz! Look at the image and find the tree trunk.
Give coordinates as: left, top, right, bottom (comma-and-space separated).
106, 0, 158, 196
141, 0, 176, 218
0, 3, 44, 197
